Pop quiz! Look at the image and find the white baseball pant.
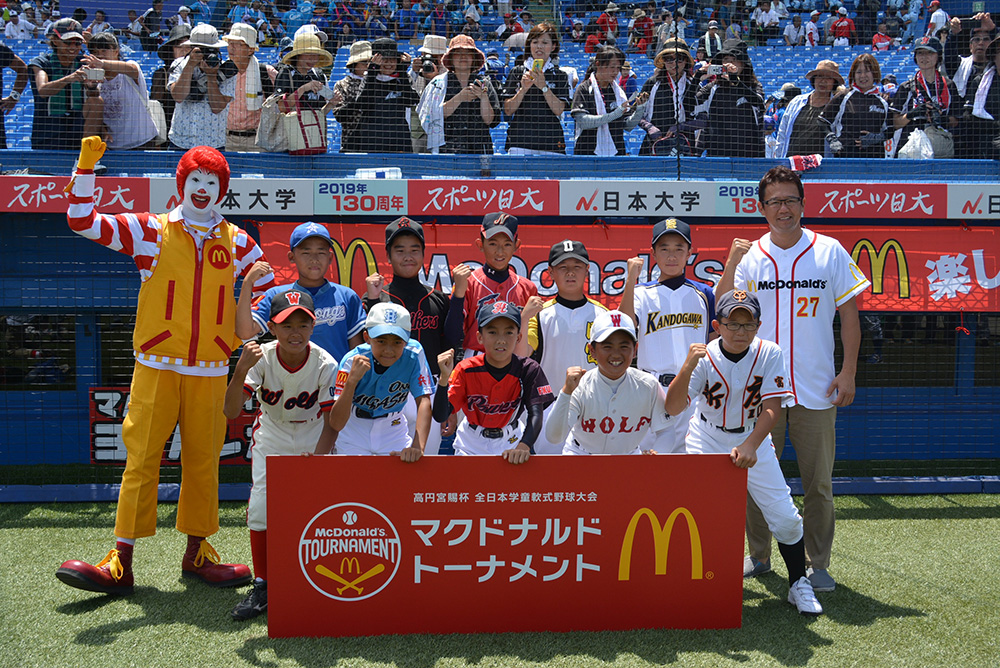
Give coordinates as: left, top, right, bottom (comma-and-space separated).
403, 393, 442, 455
638, 403, 693, 454
248, 415, 325, 531
453, 419, 523, 456
336, 407, 411, 456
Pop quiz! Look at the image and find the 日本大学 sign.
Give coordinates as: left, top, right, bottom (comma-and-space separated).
266, 455, 747, 637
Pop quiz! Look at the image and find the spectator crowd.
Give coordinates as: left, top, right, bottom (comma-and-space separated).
0, 1, 997, 158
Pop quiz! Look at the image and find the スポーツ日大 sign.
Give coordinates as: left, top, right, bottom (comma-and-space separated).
266, 455, 747, 637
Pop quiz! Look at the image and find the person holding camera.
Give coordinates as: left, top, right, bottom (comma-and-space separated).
418, 34, 500, 154
274, 32, 337, 116
332, 40, 371, 153
819, 53, 889, 159
890, 36, 960, 158
571, 46, 646, 156
222, 23, 277, 152
695, 41, 766, 157
637, 39, 698, 156
29, 18, 89, 150
502, 23, 571, 155
408, 34, 447, 153
168, 24, 238, 150
82, 32, 160, 150
342, 37, 420, 153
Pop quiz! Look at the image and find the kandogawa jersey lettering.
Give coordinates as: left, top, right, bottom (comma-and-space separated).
734, 229, 870, 409
462, 267, 537, 353
528, 297, 608, 384
252, 282, 366, 363
546, 367, 670, 454
243, 341, 338, 423
686, 338, 791, 431
448, 355, 554, 429
633, 278, 715, 375
334, 340, 435, 417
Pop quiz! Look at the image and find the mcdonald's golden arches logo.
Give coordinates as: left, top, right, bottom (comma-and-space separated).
207, 244, 232, 270
333, 238, 379, 287
852, 239, 909, 298
619, 507, 704, 580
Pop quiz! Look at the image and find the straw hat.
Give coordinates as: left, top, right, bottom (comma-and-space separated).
606, 2, 619, 12
805, 59, 844, 85
654, 38, 693, 69
183, 24, 227, 49
346, 40, 372, 66
223, 22, 258, 50
418, 34, 448, 55
442, 34, 485, 72
282, 33, 333, 67
633, 9, 645, 18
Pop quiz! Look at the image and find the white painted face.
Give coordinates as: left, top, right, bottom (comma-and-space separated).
182, 168, 220, 219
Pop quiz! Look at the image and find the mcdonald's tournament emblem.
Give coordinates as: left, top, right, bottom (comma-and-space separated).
299, 503, 401, 601
207, 244, 231, 269
618, 507, 709, 581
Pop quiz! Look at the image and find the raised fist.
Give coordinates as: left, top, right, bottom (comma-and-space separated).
78, 136, 107, 171
522, 295, 545, 321
245, 261, 272, 288
437, 348, 455, 381
236, 341, 264, 373
365, 272, 385, 299
626, 256, 645, 281
727, 238, 752, 264
451, 263, 472, 295
348, 354, 372, 382
563, 366, 586, 394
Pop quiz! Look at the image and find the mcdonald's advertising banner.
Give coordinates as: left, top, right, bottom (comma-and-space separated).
266, 454, 747, 637
258, 222, 1000, 312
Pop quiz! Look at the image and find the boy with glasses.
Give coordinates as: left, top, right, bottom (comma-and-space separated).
716, 166, 869, 593
666, 289, 823, 616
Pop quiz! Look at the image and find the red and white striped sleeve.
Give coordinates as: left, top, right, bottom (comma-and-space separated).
66, 170, 160, 280
232, 228, 276, 296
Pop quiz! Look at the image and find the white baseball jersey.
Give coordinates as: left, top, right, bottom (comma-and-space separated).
633, 278, 715, 377
244, 342, 338, 423
545, 367, 670, 455
683, 337, 802, 546
242, 341, 338, 531
734, 229, 870, 410
527, 296, 608, 454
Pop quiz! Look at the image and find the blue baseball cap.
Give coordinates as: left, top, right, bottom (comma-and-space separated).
366, 303, 411, 340
290, 221, 334, 249
477, 300, 521, 329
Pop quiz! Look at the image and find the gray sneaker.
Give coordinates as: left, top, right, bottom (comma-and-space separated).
807, 567, 836, 592
743, 556, 771, 578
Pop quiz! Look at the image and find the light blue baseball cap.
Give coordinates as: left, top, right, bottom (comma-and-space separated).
366, 303, 411, 340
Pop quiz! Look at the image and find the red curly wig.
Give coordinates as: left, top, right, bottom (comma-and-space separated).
176, 146, 230, 204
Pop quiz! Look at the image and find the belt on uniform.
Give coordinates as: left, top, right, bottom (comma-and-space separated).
473, 425, 505, 439
656, 373, 676, 387
354, 406, 377, 419
228, 129, 257, 136
699, 413, 748, 434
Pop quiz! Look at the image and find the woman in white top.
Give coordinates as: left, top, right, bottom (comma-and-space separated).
82, 32, 159, 149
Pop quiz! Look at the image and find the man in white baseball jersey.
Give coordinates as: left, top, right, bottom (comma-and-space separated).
546, 309, 668, 455
517, 240, 608, 454
224, 284, 338, 620
717, 166, 869, 592
620, 218, 715, 453
328, 303, 435, 459
666, 289, 822, 615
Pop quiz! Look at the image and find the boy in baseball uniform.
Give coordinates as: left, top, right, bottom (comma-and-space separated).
451, 213, 538, 356
239, 221, 366, 363
619, 217, 715, 454
434, 301, 554, 463
223, 285, 338, 621
516, 240, 608, 454
545, 309, 668, 455
328, 303, 435, 458
665, 289, 823, 615
363, 217, 464, 454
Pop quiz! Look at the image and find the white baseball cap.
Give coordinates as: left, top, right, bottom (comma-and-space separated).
589, 310, 637, 344
366, 303, 411, 341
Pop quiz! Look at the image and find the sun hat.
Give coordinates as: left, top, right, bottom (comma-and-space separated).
805, 59, 845, 85
158, 24, 192, 60
654, 38, 693, 69
418, 33, 448, 55
282, 32, 333, 67
183, 23, 227, 49
223, 22, 258, 50
441, 34, 485, 72
346, 40, 372, 66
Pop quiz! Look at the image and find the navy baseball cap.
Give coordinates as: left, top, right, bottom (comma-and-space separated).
651, 217, 692, 247
366, 303, 411, 340
290, 221, 334, 249
270, 289, 315, 323
477, 301, 522, 329
716, 289, 760, 320
481, 212, 518, 240
548, 239, 589, 267
385, 216, 425, 249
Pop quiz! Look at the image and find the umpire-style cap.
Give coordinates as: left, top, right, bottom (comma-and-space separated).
366, 303, 411, 340
548, 239, 589, 267
651, 217, 692, 247
270, 289, 315, 323
385, 216, 425, 249
290, 221, 334, 249
589, 309, 637, 343
477, 301, 521, 329
716, 289, 761, 320
481, 212, 518, 240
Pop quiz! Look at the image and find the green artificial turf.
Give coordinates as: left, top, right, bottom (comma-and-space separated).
4, 495, 998, 668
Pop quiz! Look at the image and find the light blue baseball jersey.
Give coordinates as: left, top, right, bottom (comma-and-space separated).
334, 339, 435, 418
252, 281, 366, 363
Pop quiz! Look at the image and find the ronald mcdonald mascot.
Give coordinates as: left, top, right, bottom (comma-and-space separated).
56, 137, 275, 595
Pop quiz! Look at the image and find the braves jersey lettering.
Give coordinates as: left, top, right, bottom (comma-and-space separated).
645, 311, 704, 334
448, 355, 553, 429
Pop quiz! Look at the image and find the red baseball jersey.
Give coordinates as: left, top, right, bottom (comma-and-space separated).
462, 267, 537, 353
448, 355, 554, 429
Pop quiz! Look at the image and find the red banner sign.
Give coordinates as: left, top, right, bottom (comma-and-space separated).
267, 454, 747, 637
0, 176, 149, 214
804, 183, 947, 219
259, 222, 1000, 312
407, 179, 560, 216
88, 387, 256, 465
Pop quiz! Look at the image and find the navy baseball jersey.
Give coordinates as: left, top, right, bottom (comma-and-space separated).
252, 281, 366, 362
334, 339, 435, 417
